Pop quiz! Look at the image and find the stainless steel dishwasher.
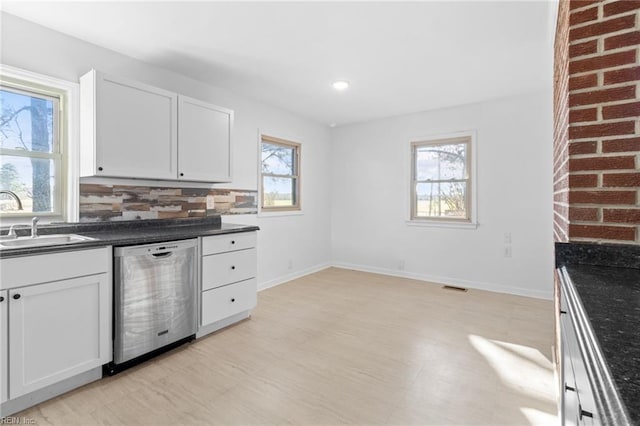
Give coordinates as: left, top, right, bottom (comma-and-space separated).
111, 239, 197, 372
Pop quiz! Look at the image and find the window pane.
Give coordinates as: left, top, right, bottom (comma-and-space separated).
0, 87, 57, 153
262, 142, 295, 175
416, 181, 467, 219
416, 143, 466, 181
0, 155, 56, 214
263, 176, 297, 207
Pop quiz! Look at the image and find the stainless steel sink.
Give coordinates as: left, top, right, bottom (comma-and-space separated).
0, 234, 96, 249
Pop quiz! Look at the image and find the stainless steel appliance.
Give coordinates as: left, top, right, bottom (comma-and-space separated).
112, 239, 197, 369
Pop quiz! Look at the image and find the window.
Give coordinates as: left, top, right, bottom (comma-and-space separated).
260, 135, 301, 212
0, 68, 73, 221
410, 133, 475, 225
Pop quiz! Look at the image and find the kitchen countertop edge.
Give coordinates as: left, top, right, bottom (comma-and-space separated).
0, 220, 259, 258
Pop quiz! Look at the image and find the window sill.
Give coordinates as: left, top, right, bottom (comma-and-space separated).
406, 219, 478, 230
258, 210, 304, 218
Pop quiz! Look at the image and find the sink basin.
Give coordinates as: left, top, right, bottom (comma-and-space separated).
0, 234, 96, 249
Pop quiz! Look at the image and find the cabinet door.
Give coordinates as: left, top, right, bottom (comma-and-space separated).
201, 278, 257, 326
8, 274, 109, 398
0, 290, 7, 404
178, 95, 232, 182
95, 72, 178, 179
202, 248, 257, 291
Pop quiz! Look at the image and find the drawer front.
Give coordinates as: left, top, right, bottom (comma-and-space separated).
0, 247, 111, 290
202, 248, 256, 291
201, 278, 257, 326
202, 232, 256, 255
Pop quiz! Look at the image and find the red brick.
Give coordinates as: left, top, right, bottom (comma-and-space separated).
570, 207, 599, 221
569, 73, 598, 90
603, 208, 640, 223
570, 189, 636, 203
569, 141, 598, 154
569, 50, 636, 74
569, 86, 635, 107
602, 137, 640, 152
605, 31, 640, 50
569, 15, 636, 41
570, 0, 602, 11
602, 101, 640, 119
603, 66, 640, 85
603, 172, 640, 186
569, 224, 636, 240
571, 7, 599, 25
569, 121, 636, 139
603, 1, 640, 17
570, 155, 636, 171
570, 108, 598, 122
569, 40, 598, 58
570, 174, 599, 187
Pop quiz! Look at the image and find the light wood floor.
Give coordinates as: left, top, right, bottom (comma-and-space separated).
18, 267, 557, 425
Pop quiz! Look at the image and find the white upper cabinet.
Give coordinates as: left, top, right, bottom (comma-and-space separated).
80, 70, 178, 180
178, 96, 232, 182
80, 70, 233, 183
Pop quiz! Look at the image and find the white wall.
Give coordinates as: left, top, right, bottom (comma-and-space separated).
330, 91, 554, 299
0, 12, 332, 288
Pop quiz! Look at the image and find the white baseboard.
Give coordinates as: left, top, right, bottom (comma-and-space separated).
258, 262, 331, 291
257, 261, 552, 300
331, 261, 553, 300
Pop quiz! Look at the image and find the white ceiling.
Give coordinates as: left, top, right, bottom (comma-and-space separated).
2, 1, 556, 126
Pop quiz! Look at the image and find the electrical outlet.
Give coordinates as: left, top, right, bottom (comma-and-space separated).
206, 195, 215, 209
504, 246, 512, 258
504, 232, 512, 244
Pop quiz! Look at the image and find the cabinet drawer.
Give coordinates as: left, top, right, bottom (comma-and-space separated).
202, 232, 256, 255
201, 278, 257, 326
202, 248, 256, 291
0, 247, 111, 290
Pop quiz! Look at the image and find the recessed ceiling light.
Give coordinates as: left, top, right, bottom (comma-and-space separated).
332, 80, 350, 91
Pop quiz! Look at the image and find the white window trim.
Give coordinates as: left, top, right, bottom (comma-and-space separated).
0, 64, 79, 224
257, 130, 303, 218
406, 130, 478, 229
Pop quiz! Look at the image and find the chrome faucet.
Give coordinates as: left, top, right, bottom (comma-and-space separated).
0, 190, 23, 210
31, 217, 39, 239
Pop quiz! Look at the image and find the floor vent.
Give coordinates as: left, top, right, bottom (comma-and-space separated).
442, 285, 468, 292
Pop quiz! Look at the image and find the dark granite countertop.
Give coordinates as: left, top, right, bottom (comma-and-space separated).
556, 242, 640, 425
0, 217, 259, 258
563, 264, 640, 425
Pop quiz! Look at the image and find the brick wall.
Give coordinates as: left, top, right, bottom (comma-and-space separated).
554, 0, 572, 243
558, 0, 640, 244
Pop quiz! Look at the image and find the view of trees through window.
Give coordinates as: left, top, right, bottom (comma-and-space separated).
0, 85, 59, 214
413, 140, 469, 220
261, 137, 299, 210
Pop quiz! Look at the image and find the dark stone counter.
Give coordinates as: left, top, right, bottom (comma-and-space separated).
0, 217, 259, 258
556, 242, 639, 426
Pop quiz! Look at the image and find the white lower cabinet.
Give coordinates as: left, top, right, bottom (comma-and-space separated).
0, 290, 7, 404
9, 274, 109, 398
0, 247, 111, 416
198, 232, 257, 337
202, 278, 257, 326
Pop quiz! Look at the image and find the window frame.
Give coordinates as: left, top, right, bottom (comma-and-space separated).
408, 131, 477, 229
259, 134, 301, 214
0, 65, 79, 224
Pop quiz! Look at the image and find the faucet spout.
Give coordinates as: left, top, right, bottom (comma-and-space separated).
0, 190, 23, 210
31, 217, 40, 239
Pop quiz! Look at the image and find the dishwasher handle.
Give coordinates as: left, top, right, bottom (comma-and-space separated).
151, 251, 173, 258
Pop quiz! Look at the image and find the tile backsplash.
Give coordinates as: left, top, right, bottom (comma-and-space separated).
79, 183, 257, 222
